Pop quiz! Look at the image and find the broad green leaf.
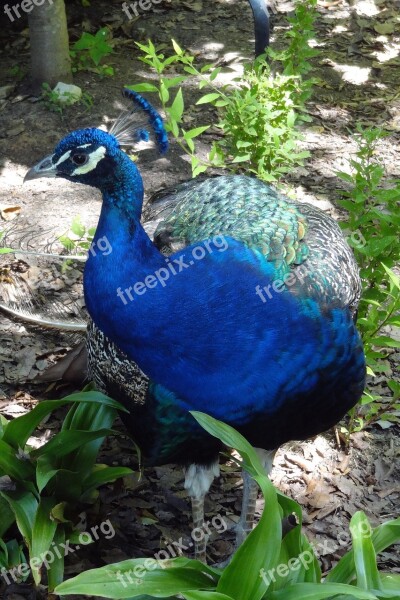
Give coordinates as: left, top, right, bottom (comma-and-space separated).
350, 512, 381, 591
60, 401, 118, 475
190, 413, 281, 600
1, 490, 38, 550
31, 429, 115, 460
183, 593, 234, 600
267, 582, 378, 599
3, 391, 125, 449
326, 518, 400, 584
36, 454, 59, 493
31, 497, 58, 585
83, 465, 133, 490
0, 495, 16, 537
55, 557, 219, 598
0, 440, 34, 481
380, 574, 400, 592
47, 527, 66, 592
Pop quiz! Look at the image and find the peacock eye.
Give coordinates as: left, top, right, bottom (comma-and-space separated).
71, 153, 89, 166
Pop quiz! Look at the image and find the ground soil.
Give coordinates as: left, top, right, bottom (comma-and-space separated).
0, 0, 399, 598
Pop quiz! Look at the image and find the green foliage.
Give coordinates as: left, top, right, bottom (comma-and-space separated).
0, 389, 132, 590
70, 27, 114, 77
55, 414, 400, 599
336, 126, 400, 432
129, 0, 318, 181
59, 215, 96, 254
206, 58, 311, 183
41, 83, 93, 118
8, 65, 26, 81
269, 0, 319, 105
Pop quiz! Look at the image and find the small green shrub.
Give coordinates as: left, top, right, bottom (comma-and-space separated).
336, 126, 400, 432
55, 413, 400, 599
128, 0, 319, 181
70, 27, 114, 77
0, 389, 132, 591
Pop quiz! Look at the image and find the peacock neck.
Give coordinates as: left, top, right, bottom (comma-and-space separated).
101, 154, 144, 221
84, 161, 167, 344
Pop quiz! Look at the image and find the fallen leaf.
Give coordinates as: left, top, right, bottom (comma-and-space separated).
0, 205, 21, 221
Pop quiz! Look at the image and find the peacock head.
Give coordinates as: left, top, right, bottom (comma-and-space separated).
24, 89, 168, 193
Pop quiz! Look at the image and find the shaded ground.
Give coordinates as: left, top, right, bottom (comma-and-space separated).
0, 0, 399, 596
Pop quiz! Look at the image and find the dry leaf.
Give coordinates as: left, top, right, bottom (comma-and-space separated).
0, 205, 21, 221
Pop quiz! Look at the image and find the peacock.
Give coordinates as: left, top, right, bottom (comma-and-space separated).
20, 89, 365, 562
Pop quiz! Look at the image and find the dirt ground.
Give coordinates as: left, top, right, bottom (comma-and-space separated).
0, 0, 399, 595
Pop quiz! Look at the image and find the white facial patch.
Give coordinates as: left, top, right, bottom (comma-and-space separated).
72, 145, 107, 175
54, 149, 72, 166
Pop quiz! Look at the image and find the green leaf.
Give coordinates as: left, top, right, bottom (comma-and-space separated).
1, 490, 38, 551
369, 337, 400, 349
0, 440, 34, 481
47, 527, 66, 592
0, 495, 16, 537
183, 126, 210, 140
267, 582, 378, 599
171, 39, 183, 55
55, 557, 219, 598
190, 413, 281, 600
83, 465, 133, 490
70, 216, 85, 237
169, 89, 184, 122
326, 517, 400, 584
382, 265, 400, 290
365, 237, 396, 257
60, 400, 118, 475
126, 83, 159, 93
2, 391, 126, 449
232, 154, 251, 163
350, 512, 381, 591
183, 594, 234, 600
31, 429, 116, 460
31, 497, 58, 585
36, 454, 60, 493
196, 93, 220, 105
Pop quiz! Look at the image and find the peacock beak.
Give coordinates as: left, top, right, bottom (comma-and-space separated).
24, 154, 57, 182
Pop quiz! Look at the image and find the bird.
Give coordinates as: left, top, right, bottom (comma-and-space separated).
21, 89, 366, 562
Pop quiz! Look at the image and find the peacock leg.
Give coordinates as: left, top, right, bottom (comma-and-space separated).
184, 462, 220, 563
235, 448, 275, 549
191, 495, 207, 562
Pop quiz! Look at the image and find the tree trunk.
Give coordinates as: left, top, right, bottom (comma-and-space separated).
28, 0, 72, 92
